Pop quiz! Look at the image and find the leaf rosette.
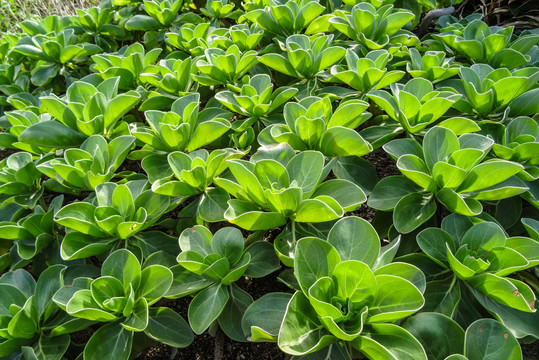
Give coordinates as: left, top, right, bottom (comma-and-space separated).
243, 217, 427, 359
406, 48, 460, 83
433, 19, 539, 69
214, 144, 367, 231
53, 249, 193, 360
0, 266, 86, 359
330, 48, 405, 94
258, 96, 373, 157
55, 180, 173, 260
369, 126, 528, 233
330, 3, 418, 50
194, 45, 258, 86
245, 0, 325, 37
142, 148, 243, 222
440, 64, 539, 119
0, 151, 43, 216
37, 134, 135, 192
91, 43, 161, 90
367, 78, 462, 135
131, 92, 232, 155
172, 226, 279, 341
417, 218, 538, 314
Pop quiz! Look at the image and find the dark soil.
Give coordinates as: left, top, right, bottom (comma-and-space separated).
348, 202, 376, 223
136, 343, 173, 360
171, 332, 287, 360
69, 328, 94, 345
117, 158, 143, 174
522, 340, 539, 360
0, 147, 19, 158
363, 148, 399, 180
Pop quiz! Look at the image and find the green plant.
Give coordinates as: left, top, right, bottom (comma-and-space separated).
258, 96, 373, 157
433, 19, 539, 69
229, 23, 264, 51
368, 126, 527, 233
11, 28, 102, 86
91, 42, 162, 90
0, 195, 63, 270
0, 64, 32, 117
2, 110, 55, 155
36, 134, 135, 192
330, 3, 418, 50
54, 179, 174, 260
73, 7, 130, 51
131, 93, 232, 155
165, 23, 231, 57
330, 48, 405, 95
367, 77, 462, 135
406, 48, 460, 83
487, 116, 539, 181
0, 266, 91, 359
174, 225, 279, 340
18, 77, 140, 150
245, 0, 325, 37
200, 0, 239, 25
0, 151, 43, 219
142, 148, 243, 222
125, 0, 185, 30
194, 45, 258, 86
440, 64, 539, 119
243, 217, 427, 358
139, 57, 195, 104
215, 145, 366, 232
416, 218, 537, 312
215, 73, 297, 147
402, 314, 523, 359
259, 34, 345, 83
53, 249, 193, 360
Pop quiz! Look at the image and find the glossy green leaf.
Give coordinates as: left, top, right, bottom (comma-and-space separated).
458, 160, 523, 193
102, 249, 141, 292
137, 265, 173, 304
464, 319, 522, 360
422, 127, 460, 172
188, 282, 229, 334
122, 297, 149, 332
354, 323, 428, 360
368, 176, 422, 211
327, 216, 379, 267
211, 227, 244, 266
394, 193, 437, 234
146, 307, 193, 347
403, 313, 465, 360
19, 121, 86, 148
294, 237, 341, 294
320, 127, 372, 157
242, 292, 292, 342
84, 322, 133, 360
368, 274, 424, 323
278, 291, 335, 356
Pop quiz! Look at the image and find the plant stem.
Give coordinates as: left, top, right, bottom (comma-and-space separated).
213, 327, 224, 360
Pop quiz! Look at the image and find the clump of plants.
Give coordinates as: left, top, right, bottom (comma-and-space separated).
0, 0, 537, 359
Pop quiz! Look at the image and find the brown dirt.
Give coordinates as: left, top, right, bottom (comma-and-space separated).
363, 148, 399, 180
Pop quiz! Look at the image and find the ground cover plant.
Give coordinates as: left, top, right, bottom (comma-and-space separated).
0, 0, 538, 359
